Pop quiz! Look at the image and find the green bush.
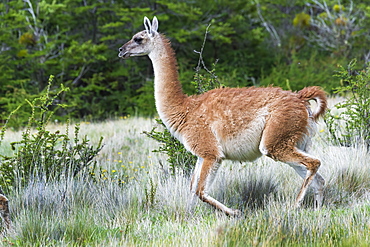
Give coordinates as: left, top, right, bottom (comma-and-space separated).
2, 0, 370, 122
0, 76, 103, 193
325, 60, 370, 149
260, 52, 343, 91
143, 118, 196, 176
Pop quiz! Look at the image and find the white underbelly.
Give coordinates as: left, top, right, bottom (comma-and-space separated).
221, 129, 263, 162
216, 114, 266, 162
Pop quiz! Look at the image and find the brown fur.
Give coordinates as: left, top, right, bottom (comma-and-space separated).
298, 86, 328, 121
0, 192, 11, 231
119, 17, 328, 215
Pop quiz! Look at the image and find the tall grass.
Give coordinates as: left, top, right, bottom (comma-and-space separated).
1, 114, 369, 246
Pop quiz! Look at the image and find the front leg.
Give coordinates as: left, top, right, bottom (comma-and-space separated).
194, 157, 241, 216
188, 157, 203, 212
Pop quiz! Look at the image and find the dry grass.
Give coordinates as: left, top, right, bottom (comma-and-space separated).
0, 111, 369, 246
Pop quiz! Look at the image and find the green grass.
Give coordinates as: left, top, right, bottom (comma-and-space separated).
1, 115, 369, 246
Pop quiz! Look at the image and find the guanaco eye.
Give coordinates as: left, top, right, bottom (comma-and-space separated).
134, 37, 143, 44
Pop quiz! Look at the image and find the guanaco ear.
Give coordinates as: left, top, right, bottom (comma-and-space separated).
151, 16, 158, 33
144, 16, 151, 33
144, 16, 158, 37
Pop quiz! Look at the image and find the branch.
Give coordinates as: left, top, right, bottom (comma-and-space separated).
255, 0, 281, 47
193, 23, 213, 75
72, 65, 90, 85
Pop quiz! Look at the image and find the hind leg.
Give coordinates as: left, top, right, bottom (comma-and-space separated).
260, 108, 323, 209
261, 136, 323, 208
311, 172, 325, 209
284, 151, 321, 208
288, 161, 325, 209
291, 141, 325, 209
271, 148, 322, 208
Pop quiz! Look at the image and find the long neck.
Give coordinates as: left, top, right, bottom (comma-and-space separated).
148, 34, 187, 123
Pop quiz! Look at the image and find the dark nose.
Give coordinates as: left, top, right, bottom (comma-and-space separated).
119, 47, 123, 52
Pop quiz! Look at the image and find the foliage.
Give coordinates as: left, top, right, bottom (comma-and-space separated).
256, 0, 370, 92
293, 12, 311, 28
260, 51, 343, 91
304, 0, 368, 58
144, 178, 158, 210
191, 24, 222, 94
143, 118, 196, 176
1, 0, 370, 123
0, 0, 153, 123
325, 59, 370, 150
89, 162, 142, 187
0, 76, 103, 193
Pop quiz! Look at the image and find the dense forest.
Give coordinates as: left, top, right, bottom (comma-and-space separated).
1, 0, 369, 126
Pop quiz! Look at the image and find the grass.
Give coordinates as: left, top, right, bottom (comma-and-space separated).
0, 113, 369, 246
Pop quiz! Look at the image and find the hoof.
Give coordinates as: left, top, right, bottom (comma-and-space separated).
226, 208, 242, 217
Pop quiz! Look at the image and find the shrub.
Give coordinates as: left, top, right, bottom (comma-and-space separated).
0, 76, 103, 193
305, 1, 366, 57
260, 52, 342, 92
143, 118, 196, 176
325, 60, 370, 150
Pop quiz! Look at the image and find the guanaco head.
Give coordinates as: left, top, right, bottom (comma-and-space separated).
118, 16, 159, 59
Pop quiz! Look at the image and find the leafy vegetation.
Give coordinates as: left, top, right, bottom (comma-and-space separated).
1, 0, 370, 124
0, 76, 103, 194
143, 118, 196, 176
325, 60, 370, 150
